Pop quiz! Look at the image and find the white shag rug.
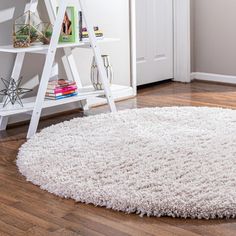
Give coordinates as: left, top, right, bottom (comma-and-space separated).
17, 107, 236, 219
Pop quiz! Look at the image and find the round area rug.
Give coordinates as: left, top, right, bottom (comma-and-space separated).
17, 107, 236, 219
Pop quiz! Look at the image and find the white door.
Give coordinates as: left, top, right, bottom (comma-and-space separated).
136, 0, 174, 86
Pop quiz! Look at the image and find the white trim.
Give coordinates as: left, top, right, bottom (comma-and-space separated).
130, 0, 191, 85
130, 0, 137, 95
173, 0, 191, 82
0, 116, 8, 131
191, 72, 236, 84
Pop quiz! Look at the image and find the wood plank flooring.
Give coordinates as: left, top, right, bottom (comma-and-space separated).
1, 80, 236, 236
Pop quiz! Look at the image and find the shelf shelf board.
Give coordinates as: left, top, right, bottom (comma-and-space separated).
0, 38, 120, 54
0, 84, 132, 117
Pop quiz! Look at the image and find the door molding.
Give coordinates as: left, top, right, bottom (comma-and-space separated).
130, 0, 191, 88
130, 0, 137, 95
173, 0, 191, 82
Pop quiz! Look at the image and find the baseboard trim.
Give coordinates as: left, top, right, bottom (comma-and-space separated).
191, 72, 236, 85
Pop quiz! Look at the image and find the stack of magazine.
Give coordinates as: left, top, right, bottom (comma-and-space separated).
81, 26, 104, 41
46, 79, 78, 100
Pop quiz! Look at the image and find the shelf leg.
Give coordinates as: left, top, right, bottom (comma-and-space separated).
0, 116, 9, 131
27, 1, 68, 139
80, 100, 89, 111
79, 0, 117, 113
63, 48, 83, 88
62, 48, 89, 110
1, 52, 26, 128
11, 53, 25, 80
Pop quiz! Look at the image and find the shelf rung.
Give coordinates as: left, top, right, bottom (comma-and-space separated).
0, 85, 133, 117
0, 38, 120, 54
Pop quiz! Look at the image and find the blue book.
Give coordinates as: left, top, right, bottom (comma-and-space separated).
46, 92, 78, 100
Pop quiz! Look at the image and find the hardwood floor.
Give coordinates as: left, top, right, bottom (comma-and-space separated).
1, 80, 236, 236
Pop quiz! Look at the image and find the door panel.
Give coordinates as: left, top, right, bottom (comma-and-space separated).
136, 0, 174, 86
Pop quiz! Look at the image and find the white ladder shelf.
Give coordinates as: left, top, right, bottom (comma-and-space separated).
0, 0, 118, 138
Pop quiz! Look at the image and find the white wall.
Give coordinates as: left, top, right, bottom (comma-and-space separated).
191, 0, 236, 76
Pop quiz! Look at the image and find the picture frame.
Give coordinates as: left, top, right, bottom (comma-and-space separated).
59, 6, 77, 43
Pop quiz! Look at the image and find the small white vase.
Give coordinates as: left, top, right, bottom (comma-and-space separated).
91, 55, 113, 90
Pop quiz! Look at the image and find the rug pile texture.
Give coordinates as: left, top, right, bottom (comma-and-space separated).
17, 107, 236, 219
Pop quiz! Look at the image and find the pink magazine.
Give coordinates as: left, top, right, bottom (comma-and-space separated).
47, 86, 78, 94
47, 80, 77, 89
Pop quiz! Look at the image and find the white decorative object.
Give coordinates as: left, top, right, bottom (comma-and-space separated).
0, 77, 32, 107
91, 55, 113, 90
17, 107, 236, 219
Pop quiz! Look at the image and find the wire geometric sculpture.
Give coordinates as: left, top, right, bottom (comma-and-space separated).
0, 77, 32, 108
